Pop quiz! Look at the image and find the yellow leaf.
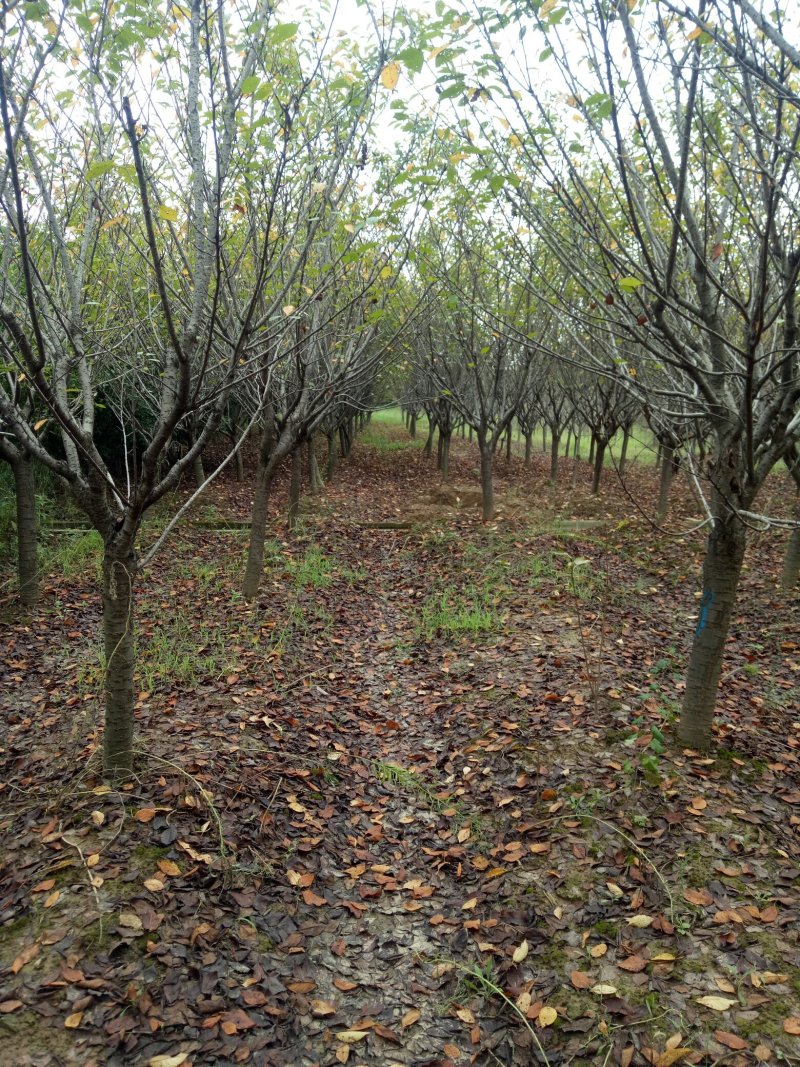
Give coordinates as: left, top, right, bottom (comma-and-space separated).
539, 1006, 558, 1027
148, 1055, 189, 1067
379, 266, 392, 280
158, 205, 179, 222
695, 996, 736, 1011
688, 26, 703, 40
512, 940, 529, 963
627, 914, 653, 927
656, 1051, 692, 1067
591, 984, 618, 996
144, 878, 165, 892
590, 942, 608, 958
100, 214, 126, 232
64, 1012, 83, 1028
462, 897, 478, 910
282, 305, 296, 317
335, 1030, 368, 1044
33, 419, 48, 432
380, 62, 400, 90
157, 859, 181, 877
540, 0, 557, 15
119, 911, 144, 932
401, 1009, 420, 1028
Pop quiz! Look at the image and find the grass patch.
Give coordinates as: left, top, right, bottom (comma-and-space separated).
418, 588, 500, 638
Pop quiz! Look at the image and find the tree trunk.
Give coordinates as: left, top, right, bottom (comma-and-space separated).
591, 438, 606, 493
574, 431, 581, 459
409, 413, 417, 439
541, 425, 547, 452
656, 444, 674, 522
12, 453, 38, 608
550, 432, 561, 482
479, 442, 494, 521
231, 420, 247, 482
677, 511, 747, 748
441, 432, 451, 481
781, 510, 800, 592
588, 433, 596, 466
524, 432, 532, 466
326, 431, 338, 482
505, 424, 512, 461
307, 436, 323, 494
424, 422, 435, 457
102, 545, 136, 779
243, 418, 276, 601
288, 445, 302, 531
618, 425, 631, 479
563, 430, 571, 459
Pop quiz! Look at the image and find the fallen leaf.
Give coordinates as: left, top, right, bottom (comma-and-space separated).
0, 1001, 23, 1013
656, 1050, 692, 1066
683, 888, 714, 907
618, 955, 648, 973
135, 808, 157, 823
335, 1030, 368, 1044
157, 859, 181, 877
590, 942, 608, 958
462, 897, 478, 910
148, 1055, 190, 1067
302, 889, 327, 907
401, 1009, 420, 1028
695, 996, 736, 1011
118, 911, 144, 932
11, 943, 39, 974
538, 1005, 557, 1027
570, 971, 593, 989
333, 978, 358, 992
310, 999, 337, 1016
714, 1031, 748, 1050
784, 1018, 800, 1035
64, 1011, 83, 1028
627, 914, 653, 928
512, 940, 529, 963
591, 984, 618, 996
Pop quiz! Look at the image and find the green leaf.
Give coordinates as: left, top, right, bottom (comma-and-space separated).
397, 47, 425, 74
86, 161, 114, 181
488, 174, 505, 193
268, 22, 298, 44
241, 75, 260, 96
618, 276, 643, 292
158, 205, 179, 223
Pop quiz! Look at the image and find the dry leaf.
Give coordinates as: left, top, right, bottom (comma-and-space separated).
784, 1018, 800, 1035
310, 999, 337, 1016
158, 859, 181, 877
683, 887, 714, 907
149, 1054, 189, 1067
570, 970, 593, 989
119, 911, 144, 932
335, 1030, 368, 1044
512, 940, 529, 963
627, 914, 653, 928
538, 1006, 558, 1027
462, 897, 478, 910
618, 955, 648, 972
656, 1050, 692, 1067
401, 1009, 420, 1028
591, 984, 618, 996
590, 942, 608, 958
714, 1031, 747, 1050
11, 943, 39, 974
333, 978, 358, 992
696, 996, 735, 1011
135, 808, 157, 823
64, 1011, 83, 1028
0, 1001, 23, 1014
302, 889, 327, 907
380, 62, 400, 90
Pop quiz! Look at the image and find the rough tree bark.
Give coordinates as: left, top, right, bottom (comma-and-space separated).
243, 413, 276, 601
12, 451, 38, 607
677, 503, 747, 748
288, 445, 302, 531
102, 544, 136, 779
550, 432, 561, 482
656, 443, 675, 522
479, 439, 494, 521
591, 438, 607, 494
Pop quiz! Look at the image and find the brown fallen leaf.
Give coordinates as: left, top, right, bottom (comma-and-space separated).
714, 1030, 748, 1050
683, 887, 714, 907
135, 808, 157, 823
335, 1030, 368, 1044
570, 970, 593, 989
333, 978, 358, 992
784, 1018, 800, 1035
302, 889, 327, 907
401, 1008, 421, 1028
11, 943, 39, 974
148, 1054, 189, 1067
64, 1011, 83, 1028
157, 859, 181, 877
0, 1001, 23, 1014
696, 996, 736, 1011
618, 955, 648, 973
310, 999, 337, 1016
